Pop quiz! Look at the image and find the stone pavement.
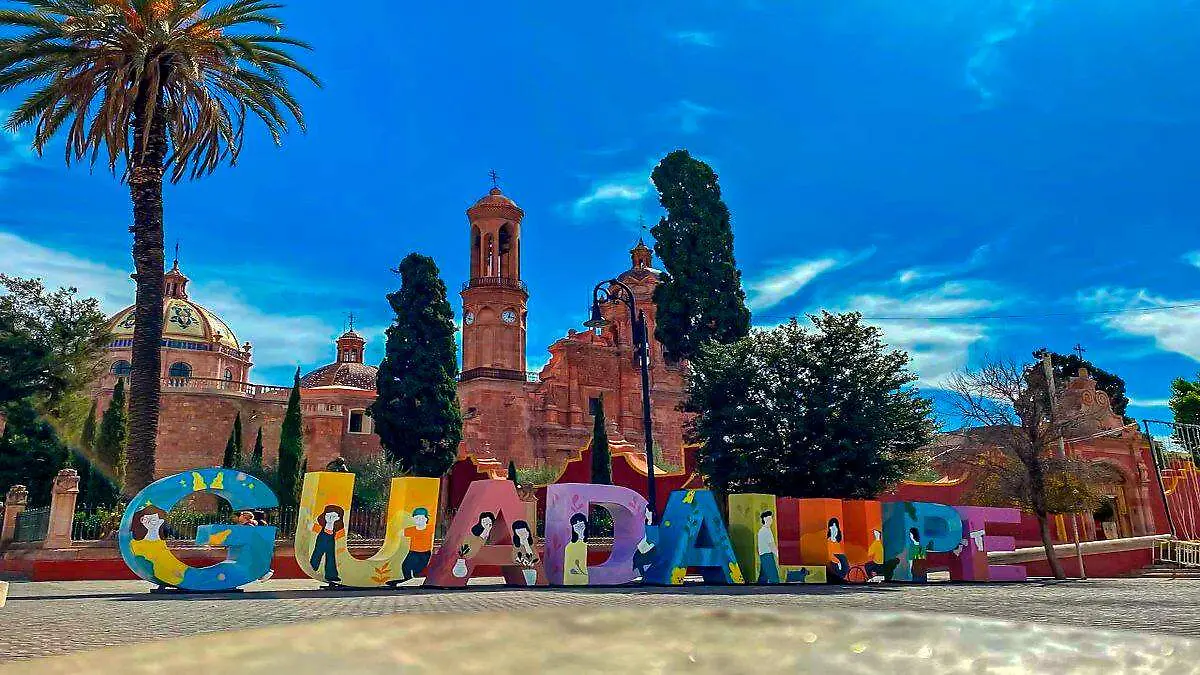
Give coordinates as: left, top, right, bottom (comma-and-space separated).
3, 577, 1200, 662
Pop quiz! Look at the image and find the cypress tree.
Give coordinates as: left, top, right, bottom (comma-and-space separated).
276, 368, 305, 507
95, 379, 128, 491
368, 253, 463, 477
591, 395, 612, 485
222, 411, 243, 468
80, 400, 98, 453
250, 426, 265, 472
650, 149, 751, 362
508, 460, 519, 484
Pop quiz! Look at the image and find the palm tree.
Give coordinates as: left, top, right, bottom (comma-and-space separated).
0, 0, 318, 492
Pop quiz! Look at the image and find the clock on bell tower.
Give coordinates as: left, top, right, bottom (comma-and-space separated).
460, 182, 528, 379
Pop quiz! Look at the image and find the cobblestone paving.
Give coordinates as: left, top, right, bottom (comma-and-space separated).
3, 577, 1199, 661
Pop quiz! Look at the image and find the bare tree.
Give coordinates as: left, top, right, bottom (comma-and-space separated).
944, 357, 1103, 580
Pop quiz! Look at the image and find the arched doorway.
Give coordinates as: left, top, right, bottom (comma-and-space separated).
1090, 461, 1132, 540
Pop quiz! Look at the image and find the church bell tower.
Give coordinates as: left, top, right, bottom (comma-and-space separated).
460, 183, 527, 378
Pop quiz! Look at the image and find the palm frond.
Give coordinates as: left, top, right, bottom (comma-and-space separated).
0, 0, 317, 182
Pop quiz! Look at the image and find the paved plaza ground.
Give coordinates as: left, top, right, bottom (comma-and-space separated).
2, 577, 1200, 663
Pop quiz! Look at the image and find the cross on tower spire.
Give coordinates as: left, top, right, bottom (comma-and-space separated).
489, 169, 500, 188
172, 240, 180, 270
347, 312, 355, 333
1073, 343, 1087, 361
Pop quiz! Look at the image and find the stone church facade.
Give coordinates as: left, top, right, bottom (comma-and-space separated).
94, 186, 687, 480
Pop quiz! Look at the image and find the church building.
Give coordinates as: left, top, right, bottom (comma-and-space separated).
94, 185, 687, 480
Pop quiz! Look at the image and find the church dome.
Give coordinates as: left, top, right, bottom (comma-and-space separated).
299, 325, 377, 389
617, 237, 663, 283
299, 361, 378, 389
107, 262, 242, 352
467, 186, 524, 221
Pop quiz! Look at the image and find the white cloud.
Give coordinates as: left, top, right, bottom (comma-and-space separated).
1127, 397, 1170, 408
567, 171, 653, 226
964, 1, 1042, 106
843, 281, 1002, 386
1185, 251, 1200, 270
667, 100, 720, 134
894, 244, 990, 286
196, 280, 336, 368
1080, 287, 1200, 362
670, 30, 717, 48
747, 252, 865, 311
0, 230, 338, 372
0, 231, 134, 312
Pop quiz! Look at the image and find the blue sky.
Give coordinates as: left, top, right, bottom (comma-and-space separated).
2, 1, 1199, 425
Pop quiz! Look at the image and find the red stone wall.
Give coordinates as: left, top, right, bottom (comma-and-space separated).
92, 385, 382, 481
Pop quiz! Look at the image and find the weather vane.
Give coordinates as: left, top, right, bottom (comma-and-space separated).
173, 240, 180, 268
346, 312, 356, 332
489, 169, 499, 188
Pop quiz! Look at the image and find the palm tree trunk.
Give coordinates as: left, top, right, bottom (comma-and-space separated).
1036, 511, 1067, 580
124, 92, 169, 494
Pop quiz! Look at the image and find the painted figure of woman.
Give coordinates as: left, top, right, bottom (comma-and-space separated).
907, 527, 928, 582
632, 506, 656, 578
826, 516, 851, 580
564, 512, 589, 585
460, 511, 496, 559
452, 511, 496, 577
129, 504, 187, 586
310, 505, 345, 583
512, 520, 540, 585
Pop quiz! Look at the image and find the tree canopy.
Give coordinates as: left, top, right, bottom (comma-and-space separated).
0, 276, 109, 416
369, 253, 462, 477
650, 149, 750, 363
1032, 348, 1130, 419
0, 399, 68, 505
687, 312, 935, 499
1170, 374, 1200, 427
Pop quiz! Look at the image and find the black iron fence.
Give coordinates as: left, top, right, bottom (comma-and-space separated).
13, 506, 50, 543
67, 504, 398, 543
72, 504, 125, 541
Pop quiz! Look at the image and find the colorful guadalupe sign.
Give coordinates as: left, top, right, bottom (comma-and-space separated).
294, 471, 441, 588
119, 468, 278, 591
118, 470, 1026, 592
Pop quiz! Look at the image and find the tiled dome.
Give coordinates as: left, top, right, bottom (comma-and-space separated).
467, 187, 524, 221
299, 361, 378, 390
107, 262, 241, 351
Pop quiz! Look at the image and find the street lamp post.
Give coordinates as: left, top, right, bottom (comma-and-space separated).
584, 278, 658, 519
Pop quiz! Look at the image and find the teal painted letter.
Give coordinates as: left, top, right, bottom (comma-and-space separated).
644, 489, 744, 585
882, 501, 963, 582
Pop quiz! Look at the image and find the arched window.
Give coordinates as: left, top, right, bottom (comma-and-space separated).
168, 362, 192, 379
223, 368, 234, 381
111, 360, 132, 377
